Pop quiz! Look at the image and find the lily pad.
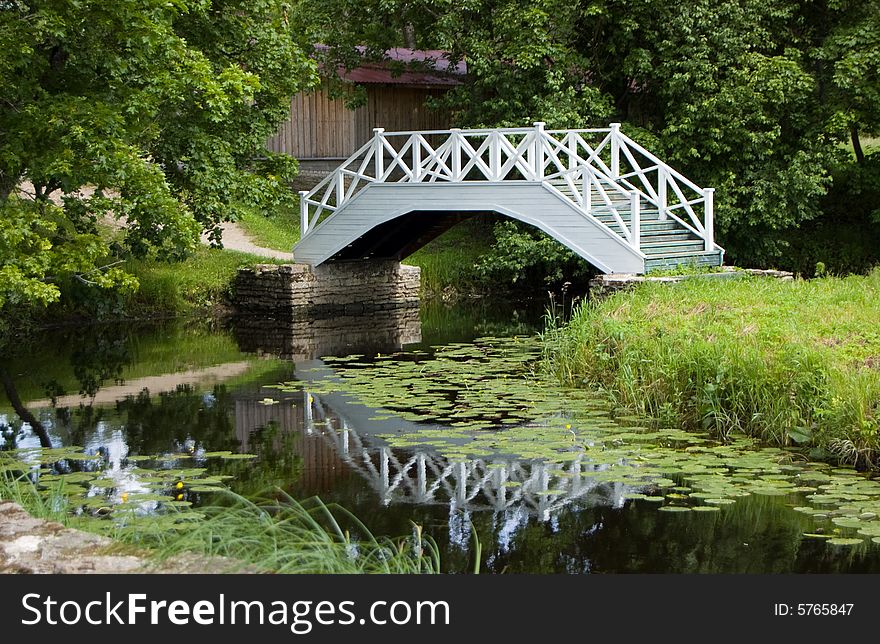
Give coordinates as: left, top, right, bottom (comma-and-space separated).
827, 538, 864, 546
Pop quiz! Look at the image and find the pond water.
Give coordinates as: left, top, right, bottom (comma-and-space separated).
3, 299, 880, 573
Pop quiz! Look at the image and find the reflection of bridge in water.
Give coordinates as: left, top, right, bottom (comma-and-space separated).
234, 389, 632, 522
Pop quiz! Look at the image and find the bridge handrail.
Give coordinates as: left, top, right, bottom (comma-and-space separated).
298, 124, 717, 253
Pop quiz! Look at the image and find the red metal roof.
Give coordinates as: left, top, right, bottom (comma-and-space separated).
315, 45, 467, 87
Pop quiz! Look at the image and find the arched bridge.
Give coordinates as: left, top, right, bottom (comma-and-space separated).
294, 123, 723, 274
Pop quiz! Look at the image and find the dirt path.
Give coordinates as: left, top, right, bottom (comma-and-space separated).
205, 221, 294, 261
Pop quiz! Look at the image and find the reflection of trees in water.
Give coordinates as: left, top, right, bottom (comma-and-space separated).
467, 492, 880, 574
2, 324, 133, 449
226, 420, 304, 498
113, 385, 239, 455
419, 299, 544, 345
1, 367, 52, 448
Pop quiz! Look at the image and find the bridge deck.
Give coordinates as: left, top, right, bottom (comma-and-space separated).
294, 124, 723, 274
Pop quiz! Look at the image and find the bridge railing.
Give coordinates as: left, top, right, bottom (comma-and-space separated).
299, 124, 716, 252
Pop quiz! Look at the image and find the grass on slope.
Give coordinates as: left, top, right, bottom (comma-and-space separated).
544, 269, 880, 467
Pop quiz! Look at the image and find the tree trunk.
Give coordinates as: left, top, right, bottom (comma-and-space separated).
403, 24, 417, 49
851, 125, 865, 164
1, 368, 52, 448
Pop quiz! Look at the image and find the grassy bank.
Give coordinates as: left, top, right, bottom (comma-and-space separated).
543, 270, 880, 467
123, 246, 283, 317
0, 465, 440, 574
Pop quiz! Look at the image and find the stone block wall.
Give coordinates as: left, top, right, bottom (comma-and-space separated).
233, 260, 421, 317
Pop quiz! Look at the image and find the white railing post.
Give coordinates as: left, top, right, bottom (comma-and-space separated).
299, 190, 309, 235
450, 128, 461, 181
336, 171, 344, 205
567, 132, 577, 172
630, 190, 640, 250
412, 135, 421, 182
583, 168, 591, 211
610, 122, 621, 179
658, 166, 667, 221
533, 122, 545, 181
490, 132, 501, 180
703, 187, 715, 251
373, 127, 385, 179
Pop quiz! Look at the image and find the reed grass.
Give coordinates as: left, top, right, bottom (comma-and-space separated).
543, 269, 880, 467
0, 466, 440, 574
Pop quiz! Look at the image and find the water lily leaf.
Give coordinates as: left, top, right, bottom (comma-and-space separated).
827, 538, 864, 546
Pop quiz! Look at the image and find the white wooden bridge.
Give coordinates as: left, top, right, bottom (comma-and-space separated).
295, 123, 723, 273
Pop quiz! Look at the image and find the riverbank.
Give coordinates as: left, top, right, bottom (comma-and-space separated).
0, 465, 440, 574
543, 269, 880, 468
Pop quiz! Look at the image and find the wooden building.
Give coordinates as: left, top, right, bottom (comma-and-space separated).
267, 48, 466, 170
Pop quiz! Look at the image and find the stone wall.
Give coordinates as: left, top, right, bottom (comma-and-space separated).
233, 260, 420, 317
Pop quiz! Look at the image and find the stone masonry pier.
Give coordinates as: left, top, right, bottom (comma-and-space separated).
233, 260, 420, 317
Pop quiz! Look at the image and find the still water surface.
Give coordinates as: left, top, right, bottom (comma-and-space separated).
3, 300, 880, 573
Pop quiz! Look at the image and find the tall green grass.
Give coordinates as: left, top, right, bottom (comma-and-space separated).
543, 270, 880, 467
0, 466, 440, 574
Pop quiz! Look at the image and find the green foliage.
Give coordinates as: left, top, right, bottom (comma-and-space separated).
0, 0, 316, 315
0, 466, 440, 574
781, 151, 880, 276
474, 220, 594, 287
544, 270, 880, 467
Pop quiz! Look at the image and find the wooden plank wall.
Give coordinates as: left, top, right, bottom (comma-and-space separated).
267, 86, 451, 159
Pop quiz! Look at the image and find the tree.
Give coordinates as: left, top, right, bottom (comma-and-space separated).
0, 0, 316, 312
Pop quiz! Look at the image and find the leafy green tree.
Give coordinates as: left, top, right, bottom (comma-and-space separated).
0, 0, 316, 312
817, 0, 880, 165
